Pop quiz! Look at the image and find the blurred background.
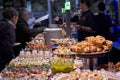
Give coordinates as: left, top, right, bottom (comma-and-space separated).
0, 0, 120, 42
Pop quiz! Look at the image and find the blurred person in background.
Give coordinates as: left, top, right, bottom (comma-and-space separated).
95, 2, 112, 40
16, 8, 43, 49
0, 7, 18, 72
54, 16, 62, 24
95, 2, 113, 67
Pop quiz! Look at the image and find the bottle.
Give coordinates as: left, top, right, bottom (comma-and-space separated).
108, 62, 115, 72
71, 26, 78, 41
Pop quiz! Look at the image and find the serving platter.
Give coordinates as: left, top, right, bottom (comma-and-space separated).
77, 51, 109, 58
54, 50, 111, 58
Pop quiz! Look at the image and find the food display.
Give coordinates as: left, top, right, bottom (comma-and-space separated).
51, 56, 84, 74
52, 69, 120, 80
50, 38, 77, 47
19, 50, 51, 58
73, 59, 84, 69
26, 33, 51, 50
53, 47, 70, 55
0, 50, 51, 79
9, 57, 50, 67
51, 38, 77, 55
1, 33, 118, 80
70, 35, 112, 53
52, 35, 112, 57
51, 57, 74, 74
116, 62, 120, 71
1, 65, 49, 79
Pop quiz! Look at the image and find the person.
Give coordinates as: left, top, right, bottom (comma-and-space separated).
0, 7, 18, 72
71, 15, 79, 40
54, 16, 62, 24
16, 8, 43, 49
71, 15, 79, 24
95, 2, 112, 40
95, 2, 113, 67
75, 0, 97, 41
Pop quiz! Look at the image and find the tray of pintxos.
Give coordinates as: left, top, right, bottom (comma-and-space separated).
50, 38, 77, 47
53, 49, 111, 58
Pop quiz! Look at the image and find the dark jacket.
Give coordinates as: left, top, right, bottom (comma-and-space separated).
16, 18, 43, 49
77, 10, 97, 41
95, 13, 113, 65
0, 19, 15, 72
16, 18, 32, 48
95, 13, 112, 39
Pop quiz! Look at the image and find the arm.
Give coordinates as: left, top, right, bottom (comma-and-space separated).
74, 24, 96, 33
3, 24, 15, 47
80, 25, 96, 33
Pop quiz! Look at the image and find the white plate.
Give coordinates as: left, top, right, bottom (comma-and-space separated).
13, 43, 21, 46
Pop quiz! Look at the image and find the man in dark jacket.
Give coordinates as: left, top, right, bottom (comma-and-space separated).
16, 17, 32, 49
0, 7, 18, 72
16, 8, 43, 49
76, 0, 97, 41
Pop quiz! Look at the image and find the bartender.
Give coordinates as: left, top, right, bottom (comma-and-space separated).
75, 0, 97, 41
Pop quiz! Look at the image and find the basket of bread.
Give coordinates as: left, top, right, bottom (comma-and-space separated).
70, 35, 112, 56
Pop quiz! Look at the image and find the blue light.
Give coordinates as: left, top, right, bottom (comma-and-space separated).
115, 0, 118, 2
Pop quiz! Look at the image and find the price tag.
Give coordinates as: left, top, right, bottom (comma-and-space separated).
62, 8, 66, 13
65, 1, 71, 10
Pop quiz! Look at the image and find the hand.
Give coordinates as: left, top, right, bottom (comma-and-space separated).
71, 22, 77, 26
32, 20, 37, 24
59, 22, 66, 28
54, 17, 59, 21
73, 25, 81, 30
